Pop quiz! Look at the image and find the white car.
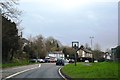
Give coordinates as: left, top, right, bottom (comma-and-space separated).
94, 60, 98, 63
65, 59, 69, 63
84, 60, 89, 63
37, 59, 45, 63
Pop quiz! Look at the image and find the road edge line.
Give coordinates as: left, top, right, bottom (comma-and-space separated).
5, 64, 41, 79
58, 67, 67, 80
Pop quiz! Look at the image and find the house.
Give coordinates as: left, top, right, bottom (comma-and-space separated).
46, 51, 64, 59
77, 46, 93, 62
111, 46, 120, 61
103, 52, 112, 61
21, 38, 30, 50
22, 38, 29, 44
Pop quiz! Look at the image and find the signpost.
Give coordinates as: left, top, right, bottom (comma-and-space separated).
72, 41, 79, 66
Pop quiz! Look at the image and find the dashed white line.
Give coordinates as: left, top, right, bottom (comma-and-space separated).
5, 64, 41, 79
38, 64, 41, 67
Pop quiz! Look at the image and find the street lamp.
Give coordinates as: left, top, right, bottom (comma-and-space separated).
90, 36, 94, 62
72, 41, 79, 66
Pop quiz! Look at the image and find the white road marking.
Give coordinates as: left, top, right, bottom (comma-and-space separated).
5, 64, 41, 79
38, 64, 41, 67
58, 67, 67, 80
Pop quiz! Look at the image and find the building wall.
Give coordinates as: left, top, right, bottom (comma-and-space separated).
47, 53, 64, 59
77, 49, 92, 58
77, 50, 83, 57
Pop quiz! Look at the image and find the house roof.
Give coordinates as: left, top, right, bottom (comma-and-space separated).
48, 51, 63, 54
78, 47, 92, 53
21, 38, 29, 43
83, 48, 92, 53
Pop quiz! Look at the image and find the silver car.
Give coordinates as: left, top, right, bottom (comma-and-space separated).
37, 59, 45, 63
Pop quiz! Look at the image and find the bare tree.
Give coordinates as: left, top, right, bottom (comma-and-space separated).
85, 43, 89, 49
0, 0, 22, 23
93, 43, 104, 60
45, 37, 62, 52
34, 35, 47, 58
94, 43, 101, 51
106, 48, 111, 53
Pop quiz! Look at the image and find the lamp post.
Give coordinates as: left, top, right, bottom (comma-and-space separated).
72, 41, 79, 66
90, 36, 94, 62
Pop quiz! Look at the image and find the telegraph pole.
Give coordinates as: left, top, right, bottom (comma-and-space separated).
90, 36, 94, 62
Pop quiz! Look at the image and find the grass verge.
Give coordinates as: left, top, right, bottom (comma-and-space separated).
62, 62, 119, 79
2, 60, 39, 68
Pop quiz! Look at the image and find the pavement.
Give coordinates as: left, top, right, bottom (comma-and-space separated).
1, 63, 64, 80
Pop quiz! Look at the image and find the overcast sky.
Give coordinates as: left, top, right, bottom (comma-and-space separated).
19, 0, 119, 51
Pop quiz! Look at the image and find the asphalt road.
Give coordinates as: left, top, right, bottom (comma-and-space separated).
2, 64, 40, 79
3, 63, 64, 80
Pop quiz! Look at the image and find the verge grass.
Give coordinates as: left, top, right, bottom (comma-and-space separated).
2, 60, 39, 68
62, 62, 119, 78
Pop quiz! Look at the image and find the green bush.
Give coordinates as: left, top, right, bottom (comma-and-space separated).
2, 59, 31, 68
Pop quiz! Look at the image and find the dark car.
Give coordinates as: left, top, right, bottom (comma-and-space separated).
44, 58, 50, 63
56, 59, 64, 66
29, 59, 37, 63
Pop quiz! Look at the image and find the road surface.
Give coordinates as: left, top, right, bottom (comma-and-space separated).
2, 63, 64, 80
2, 64, 40, 79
